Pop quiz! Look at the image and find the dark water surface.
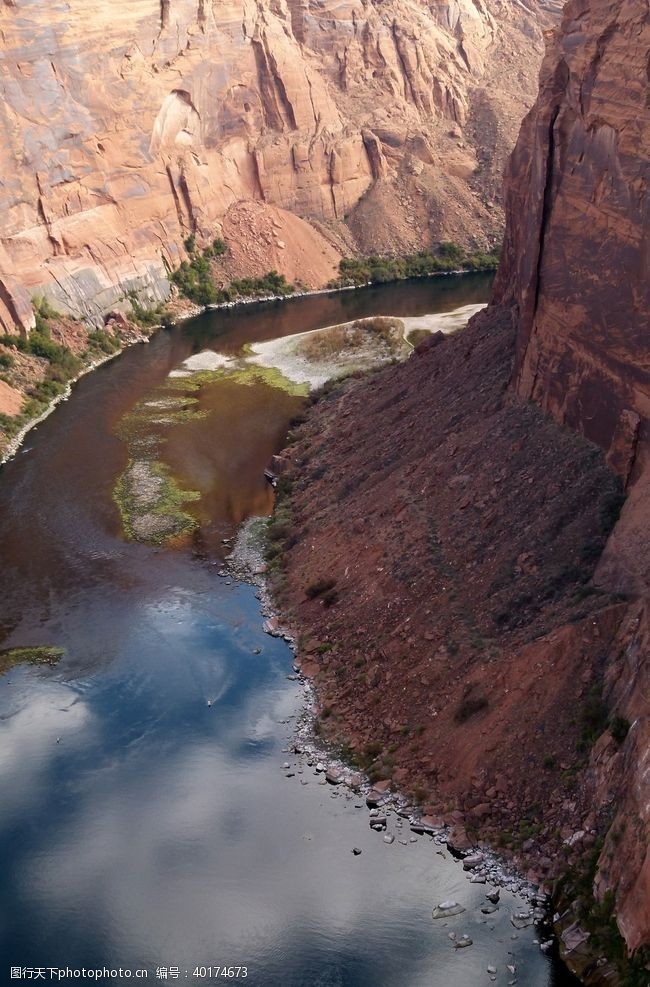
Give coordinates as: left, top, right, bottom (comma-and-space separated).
0, 276, 577, 986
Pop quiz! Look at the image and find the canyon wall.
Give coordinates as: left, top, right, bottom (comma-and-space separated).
269, 0, 649, 968
494, 0, 649, 479
494, 0, 649, 956
0, 0, 554, 330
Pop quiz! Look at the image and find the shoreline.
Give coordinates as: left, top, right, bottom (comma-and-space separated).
1, 266, 493, 470
225, 517, 555, 933
0, 336, 149, 468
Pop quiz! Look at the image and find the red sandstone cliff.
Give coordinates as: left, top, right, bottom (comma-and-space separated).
271, 0, 650, 971
0, 0, 555, 331
494, 0, 649, 954
494, 0, 649, 476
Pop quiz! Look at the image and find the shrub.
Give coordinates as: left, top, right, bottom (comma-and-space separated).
331, 243, 500, 287
28, 332, 61, 361
305, 577, 336, 599
87, 330, 120, 355
599, 485, 626, 535
609, 715, 630, 745
454, 686, 489, 723
578, 687, 608, 751
0, 353, 14, 369
127, 294, 169, 327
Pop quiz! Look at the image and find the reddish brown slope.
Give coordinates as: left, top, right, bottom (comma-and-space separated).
272, 0, 650, 968
273, 309, 624, 879
492, 0, 650, 955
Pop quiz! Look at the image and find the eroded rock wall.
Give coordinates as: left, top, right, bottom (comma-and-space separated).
494, 0, 650, 470
493, 0, 649, 955
0, 0, 552, 328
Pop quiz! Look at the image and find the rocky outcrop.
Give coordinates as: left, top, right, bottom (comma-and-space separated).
494, 0, 649, 468
270, 0, 649, 970
493, 0, 649, 957
0, 0, 553, 329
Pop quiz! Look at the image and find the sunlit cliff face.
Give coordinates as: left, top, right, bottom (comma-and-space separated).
0, 0, 550, 330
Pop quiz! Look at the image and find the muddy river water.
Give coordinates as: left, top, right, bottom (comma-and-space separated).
0, 275, 578, 986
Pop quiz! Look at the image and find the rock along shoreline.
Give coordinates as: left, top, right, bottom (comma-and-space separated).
224, 516, 559, 962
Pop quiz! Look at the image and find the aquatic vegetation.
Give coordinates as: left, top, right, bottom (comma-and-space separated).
114, 458, 201, 545
116, 396, 206, 445
164, 363, 309, 398
113, 350, 307, 546
0, 646, 64, 676
221, 364, 309, 397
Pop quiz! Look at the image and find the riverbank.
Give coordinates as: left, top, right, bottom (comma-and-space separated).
264, 304, 636, 984
0, 270, 490, 468
225, 517, 558, 939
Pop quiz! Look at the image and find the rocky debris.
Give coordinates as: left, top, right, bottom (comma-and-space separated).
454, 935, 473, 949
462, 852, 484, 870
560, 922, 590, 954
511, 910, 534, 930
432, 901, 466, 919
351, 847, 362, 856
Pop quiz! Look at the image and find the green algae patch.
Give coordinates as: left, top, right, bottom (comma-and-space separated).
116, 395, 206, 441
222, 364, 309, 397
0, 646, 64, 677
165, 363, 309, 398
114, 458, 201, 545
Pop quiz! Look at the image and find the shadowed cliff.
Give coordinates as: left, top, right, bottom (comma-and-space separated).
270, 0, 650, 975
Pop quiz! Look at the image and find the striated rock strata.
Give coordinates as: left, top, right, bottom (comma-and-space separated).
494, 0, 649, 957
0, 0, 555, 330
271, 0, 650, 971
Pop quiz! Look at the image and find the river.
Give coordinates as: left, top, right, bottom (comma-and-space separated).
0, 275, 578, 986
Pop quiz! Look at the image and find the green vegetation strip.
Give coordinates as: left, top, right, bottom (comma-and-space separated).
164, 365, 309, 398
0, 646, 64, 676
0, 299, 127, 442
114, 459, 200, 545
329, 242, 500, 288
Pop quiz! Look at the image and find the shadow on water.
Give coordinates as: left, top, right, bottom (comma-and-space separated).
0, 275, 580, 986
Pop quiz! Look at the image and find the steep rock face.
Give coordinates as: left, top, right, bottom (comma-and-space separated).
0, 0, 553, 329
493, 0, 649, 956
494, 0, 649, 470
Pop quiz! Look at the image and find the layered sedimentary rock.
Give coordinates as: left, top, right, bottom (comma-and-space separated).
0, 0, 553, 329
494, 0, 649, 472
494, 0, 649, 953
271, 0, 650, 967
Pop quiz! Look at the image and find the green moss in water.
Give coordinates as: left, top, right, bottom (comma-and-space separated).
0, 646, 64, 676
224, 364, 309, 397
114, 458, 201, 545
162, 363, 309, 398
116, 396, 205, 441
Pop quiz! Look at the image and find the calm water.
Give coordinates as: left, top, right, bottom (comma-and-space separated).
0, 276, 577, 986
